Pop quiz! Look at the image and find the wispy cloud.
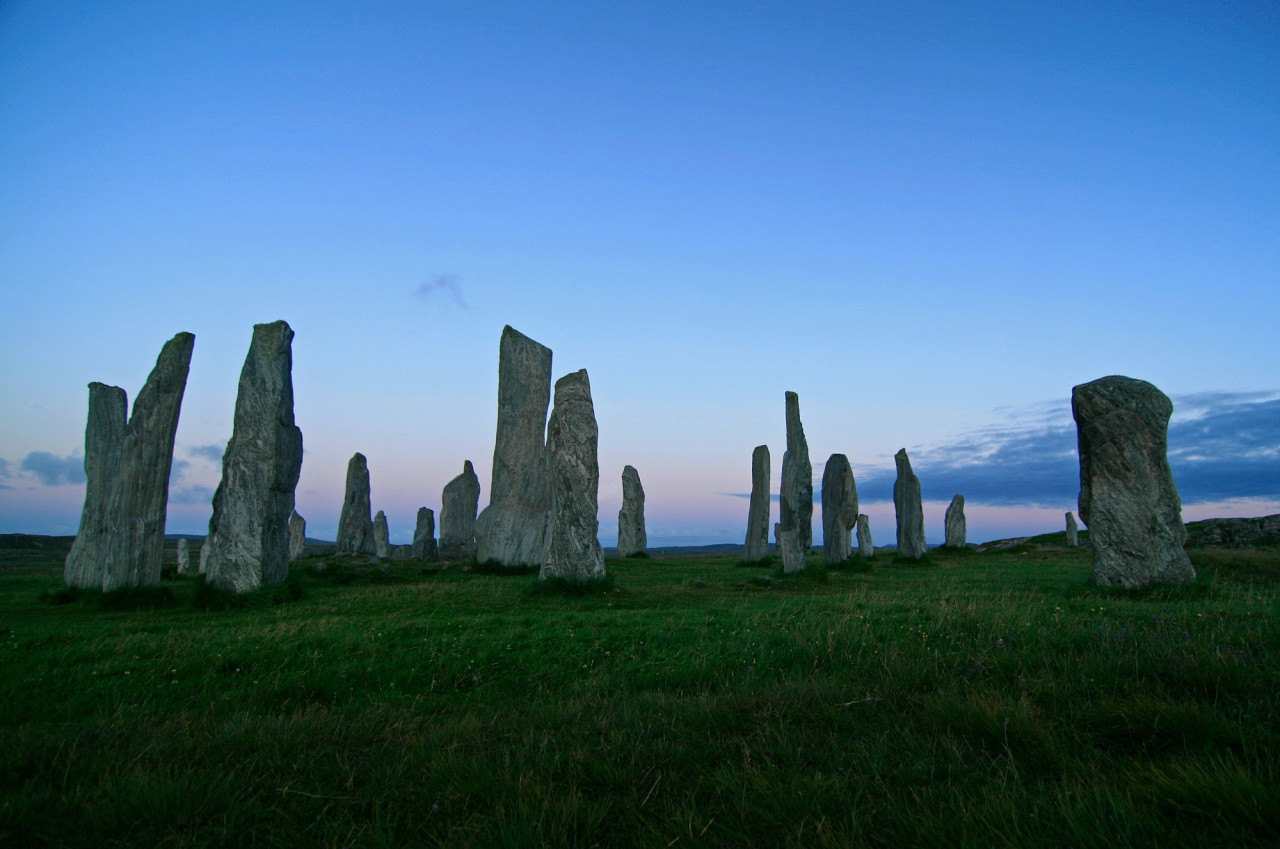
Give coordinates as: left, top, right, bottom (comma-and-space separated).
414, 273, 467, 308
188, 444, 224, 463
168, 485, 214, 505
20, 451, 86, 486
0, 458, 10, 479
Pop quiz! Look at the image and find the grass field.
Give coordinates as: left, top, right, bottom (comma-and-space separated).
1, 535, 1277, 847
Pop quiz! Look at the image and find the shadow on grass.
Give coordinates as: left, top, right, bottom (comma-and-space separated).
735, 555, 775, 568
1066, 572, 1219, 602
474, 560, 540, 577
193, 577, 306, 611
526, 574, 617, 598
97, 586, 180, 611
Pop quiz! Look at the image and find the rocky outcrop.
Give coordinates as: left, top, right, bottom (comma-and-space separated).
857, 514, 873, 558
743, 445, 771, 563
1073, 375, 1195, 587
617, 465, 647, 557
540, 370, 605, 582
821, 453, 858, 565
778, 392, 813, 553
203, 321, 304, 594
336, 453, 376, 554
944, 494, 966, 548
1185, 514, 1280, 547
413, 508, 438, 561
65, 382, 128, 588
440, 460, 480, 560
893, 448, 926, 560
373, 510, 390, 558
474, 326, 553, 566
1065, 511, 1078, 547
101, 332, 196, 592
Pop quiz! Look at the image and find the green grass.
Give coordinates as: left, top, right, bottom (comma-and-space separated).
1, 539, 1277, 847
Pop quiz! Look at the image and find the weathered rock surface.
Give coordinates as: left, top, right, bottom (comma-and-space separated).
821, 453, 858, 565
617, 465, 647, 557
1185, 514, 1280, 547
65, 382, 128, 589
743, 445, 771, 563
778, 392, 813, 553
540, 370, 605, 582
944, 494, 966, 548
893, 448, 926, 560
176, 537, 194, 575
336, 453, 376, 554
778, 528, 805, 574
204, 321, 304, 594
474, 326, 553, 566
440, 460, 480, 560
413, 507, 439, 561
857, 514, 873, 558
289, 510, 306, 561
101, 332, 195, 592
1073, 375, 1195, 587
373, 510, 390, 558
1065, 511, 1079, 547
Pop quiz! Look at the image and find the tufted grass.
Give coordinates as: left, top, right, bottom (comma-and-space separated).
0, 536, 1277, 847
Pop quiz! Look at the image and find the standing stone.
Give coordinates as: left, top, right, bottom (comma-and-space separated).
373, 510, 390, 558
413, 507, 439, 561
944, 494, 966, 548
204, 321, 304, 594
1066, 511, 1079, 547
176, 538, 194, 575
540, 370, 605, 582
100, 332, 195, 592
474, 326, 553, 566
821, 453, 859, 565
1073, 375, 1195, 587
778, 528, 805, 574
336, 453, 376, 554
289, 510, 307, 561
65, 382, 128, 588
617, 465, 647, 557
893, 448, 926, 560
199, 540, 210, 574
856, 514, 873, 558
778, 392, 814, 553
439, 460, 481, 560
743, 445, 771, 563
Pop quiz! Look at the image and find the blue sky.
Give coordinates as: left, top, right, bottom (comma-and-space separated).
2, 1, 1278, 545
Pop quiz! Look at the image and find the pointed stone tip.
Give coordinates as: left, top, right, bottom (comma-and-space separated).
463, 459, 474, 473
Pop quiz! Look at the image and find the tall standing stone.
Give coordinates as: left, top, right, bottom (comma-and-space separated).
540, 370, 605, 582
1073, 375, 1195, 587
744, 445, 771, 563
617, 465, 647, 557
1065, 511, 1079, 547
373, 510, 390, 558
289, 510, 307, 561
439, 460, 481, 560
100, 332, 195, 592
203, 321, 304, 594
944, 494, 966, 548
778, 391, 813, 553
474, 326, 553, 566
778, 528, 805, 574
821, 453, 858, 565
413, 507, 438, 561
65, 382, 128, 588
176, 538, 194, 575
336, 452, 376, 554
893, 448, 926, 560
856, 514, 873, 558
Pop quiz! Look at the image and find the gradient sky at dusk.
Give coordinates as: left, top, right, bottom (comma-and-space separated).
3, 1, 1278, 546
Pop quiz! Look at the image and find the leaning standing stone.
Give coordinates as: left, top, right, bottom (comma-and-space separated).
101, 332, 196, 592
944, 494, 966, 548
373, 510, 390, 559
821, 453, 858, 565
1065, 511, 1079, 547
176, 538, 194, 575
336, 452, 376, 554
893, 448, 926, 560
65, 382, 128, 589
439, 460, 481, 560
1073, 375, 1195, 587
289, 510, 307, 561
856, 514, 873, 558
474, 326, 553, 567
617, 465, 647, 557
540, 370, 605, 582
743, 445, 771, 562
778, 392, 813, 553
204, 321, 305, 594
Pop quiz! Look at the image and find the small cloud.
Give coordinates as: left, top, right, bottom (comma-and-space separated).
0, 458, 10, 478
20, 451, 86, 486
189, 444, 225, 463
168, 459, 190, 486
414, 273, 467, 308
169, 485, 215, 505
